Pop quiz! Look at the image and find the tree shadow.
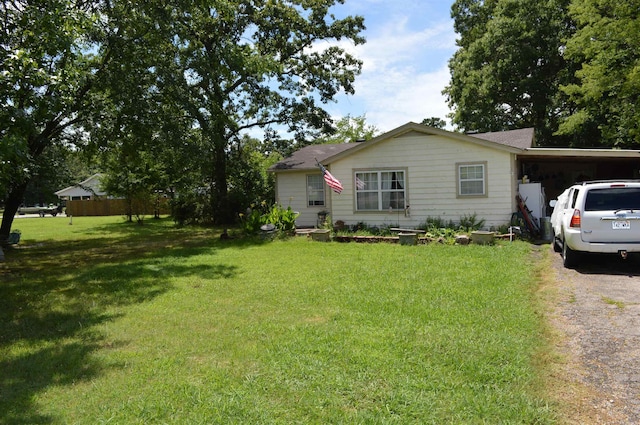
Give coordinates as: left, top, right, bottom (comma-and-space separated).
0, 223, 242, 424
0, 339, 103, 424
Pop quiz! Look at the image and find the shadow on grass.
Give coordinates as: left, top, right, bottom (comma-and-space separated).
0, 222, 249, 424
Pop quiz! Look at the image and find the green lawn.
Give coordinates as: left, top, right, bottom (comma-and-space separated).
0, 216, 555, 424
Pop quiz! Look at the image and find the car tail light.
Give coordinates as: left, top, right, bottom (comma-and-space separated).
570, 209, 581, 228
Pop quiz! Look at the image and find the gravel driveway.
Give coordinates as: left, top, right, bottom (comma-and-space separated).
548, 247, 640, 424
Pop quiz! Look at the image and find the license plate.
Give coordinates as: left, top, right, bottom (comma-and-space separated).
612, 220, 631, 230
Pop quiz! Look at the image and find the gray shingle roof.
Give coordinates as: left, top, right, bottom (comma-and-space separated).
269, 126, 535, 172
468, 128, 535, 149
268, 143, 358, 171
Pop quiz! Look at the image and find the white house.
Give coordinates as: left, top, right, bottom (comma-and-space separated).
269, 122, 640, 229
55, 173, 107, 201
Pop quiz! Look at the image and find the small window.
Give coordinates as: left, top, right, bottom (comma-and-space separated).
457, 163, 486, 196
307, 174, 325, 207
355, 170, 406, 211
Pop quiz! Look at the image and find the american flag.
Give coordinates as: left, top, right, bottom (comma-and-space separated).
318, 162, 343, 194
355, 177, 366, 190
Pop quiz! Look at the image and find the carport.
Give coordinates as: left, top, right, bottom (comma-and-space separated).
517, 148, 640, 203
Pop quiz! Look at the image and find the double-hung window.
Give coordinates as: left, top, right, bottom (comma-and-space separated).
307, 174, 325, 206
355, 170, 406, 211
457, 162, 487, 197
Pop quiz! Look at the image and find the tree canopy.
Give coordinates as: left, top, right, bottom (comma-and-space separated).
313, 114, 380, 144
446, 0, 640, 147
557, 0, 640, 147
1, 0, 366, 239
0, 0, 107, 239
445, 0, 574, 146
145, 0, 365, 223
421, 117, 447, 129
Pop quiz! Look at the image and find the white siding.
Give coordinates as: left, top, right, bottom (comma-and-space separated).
327, 134, 517, 229
55, 174, 106, 199
274, 171, 330, 227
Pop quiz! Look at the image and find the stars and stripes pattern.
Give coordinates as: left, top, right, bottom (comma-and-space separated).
318, 162, 343, 194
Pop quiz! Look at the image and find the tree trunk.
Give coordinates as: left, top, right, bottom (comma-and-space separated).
213, 140, 233, 225
1, 181, 29, 244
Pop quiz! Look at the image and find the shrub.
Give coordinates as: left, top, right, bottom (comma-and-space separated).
170, 191, 213, 226
264, 204, 299, 233
239, 202, 299, 235
420, 216, 457, 230
339, 222, 392, 236
459, 213, 486, 232
418, 215, 485, 244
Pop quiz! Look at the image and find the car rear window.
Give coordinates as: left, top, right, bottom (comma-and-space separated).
584, 187, 640, 211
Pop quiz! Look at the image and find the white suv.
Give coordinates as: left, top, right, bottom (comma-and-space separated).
550, 181, 640, 268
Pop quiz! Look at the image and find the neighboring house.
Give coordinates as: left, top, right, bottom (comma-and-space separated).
269, 122, 640, 229
55, 173, 106, 201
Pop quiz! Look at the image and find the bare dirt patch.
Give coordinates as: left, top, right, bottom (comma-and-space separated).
542, 246, 640, 424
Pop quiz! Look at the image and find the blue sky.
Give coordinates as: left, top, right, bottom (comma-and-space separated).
326, 0, 458, 132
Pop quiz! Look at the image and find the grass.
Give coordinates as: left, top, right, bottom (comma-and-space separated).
1, 216, 556, 424
602, 296, 625, 309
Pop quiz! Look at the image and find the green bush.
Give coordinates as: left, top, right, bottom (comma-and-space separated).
459, 213, 486, 232
239, 202, 299, 235
264, 204, 299, 233
334, 222, 393, 236
418, 215, 485, 244
421, 216, 456, 230
170, 192, 213, 226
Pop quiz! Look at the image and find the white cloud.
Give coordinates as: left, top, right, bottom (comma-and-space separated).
325, 13, 457, 132
245, 3, 459, 139
357, 65, 452, 131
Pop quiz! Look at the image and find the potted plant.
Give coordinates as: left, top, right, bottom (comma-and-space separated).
8, 229, 21, 245
317, 210, 328, 227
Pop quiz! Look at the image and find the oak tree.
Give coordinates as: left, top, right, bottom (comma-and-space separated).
558, 0, 640, 147
0, 0, 107, 241
131, 0, 366, 223
1, 0, 365, 240
444, 0, 576, 145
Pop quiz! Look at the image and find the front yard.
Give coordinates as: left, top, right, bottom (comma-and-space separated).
0, 217, 556, 423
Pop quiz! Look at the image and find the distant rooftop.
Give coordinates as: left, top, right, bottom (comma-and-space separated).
469, 128, 535, 150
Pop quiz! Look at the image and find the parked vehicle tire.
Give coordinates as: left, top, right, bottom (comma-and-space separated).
553, 237, 562, 253
562, 235, 580, 268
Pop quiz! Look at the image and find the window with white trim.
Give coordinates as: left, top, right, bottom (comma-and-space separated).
307, 174, 325, 206
355, 170, 406, 211
457, 163, 486, 196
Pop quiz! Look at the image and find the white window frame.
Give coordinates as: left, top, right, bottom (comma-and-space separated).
307, 174, 325, 207
355, 169, 407, 211
457, 162, 488, 197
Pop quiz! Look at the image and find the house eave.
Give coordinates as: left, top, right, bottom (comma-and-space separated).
321, 122, 524, 164
269, 123, 532, 173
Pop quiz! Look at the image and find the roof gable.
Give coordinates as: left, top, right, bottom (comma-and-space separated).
320, 122, 528, 164
269, 122, 533, 171
55, 173, 106, 196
